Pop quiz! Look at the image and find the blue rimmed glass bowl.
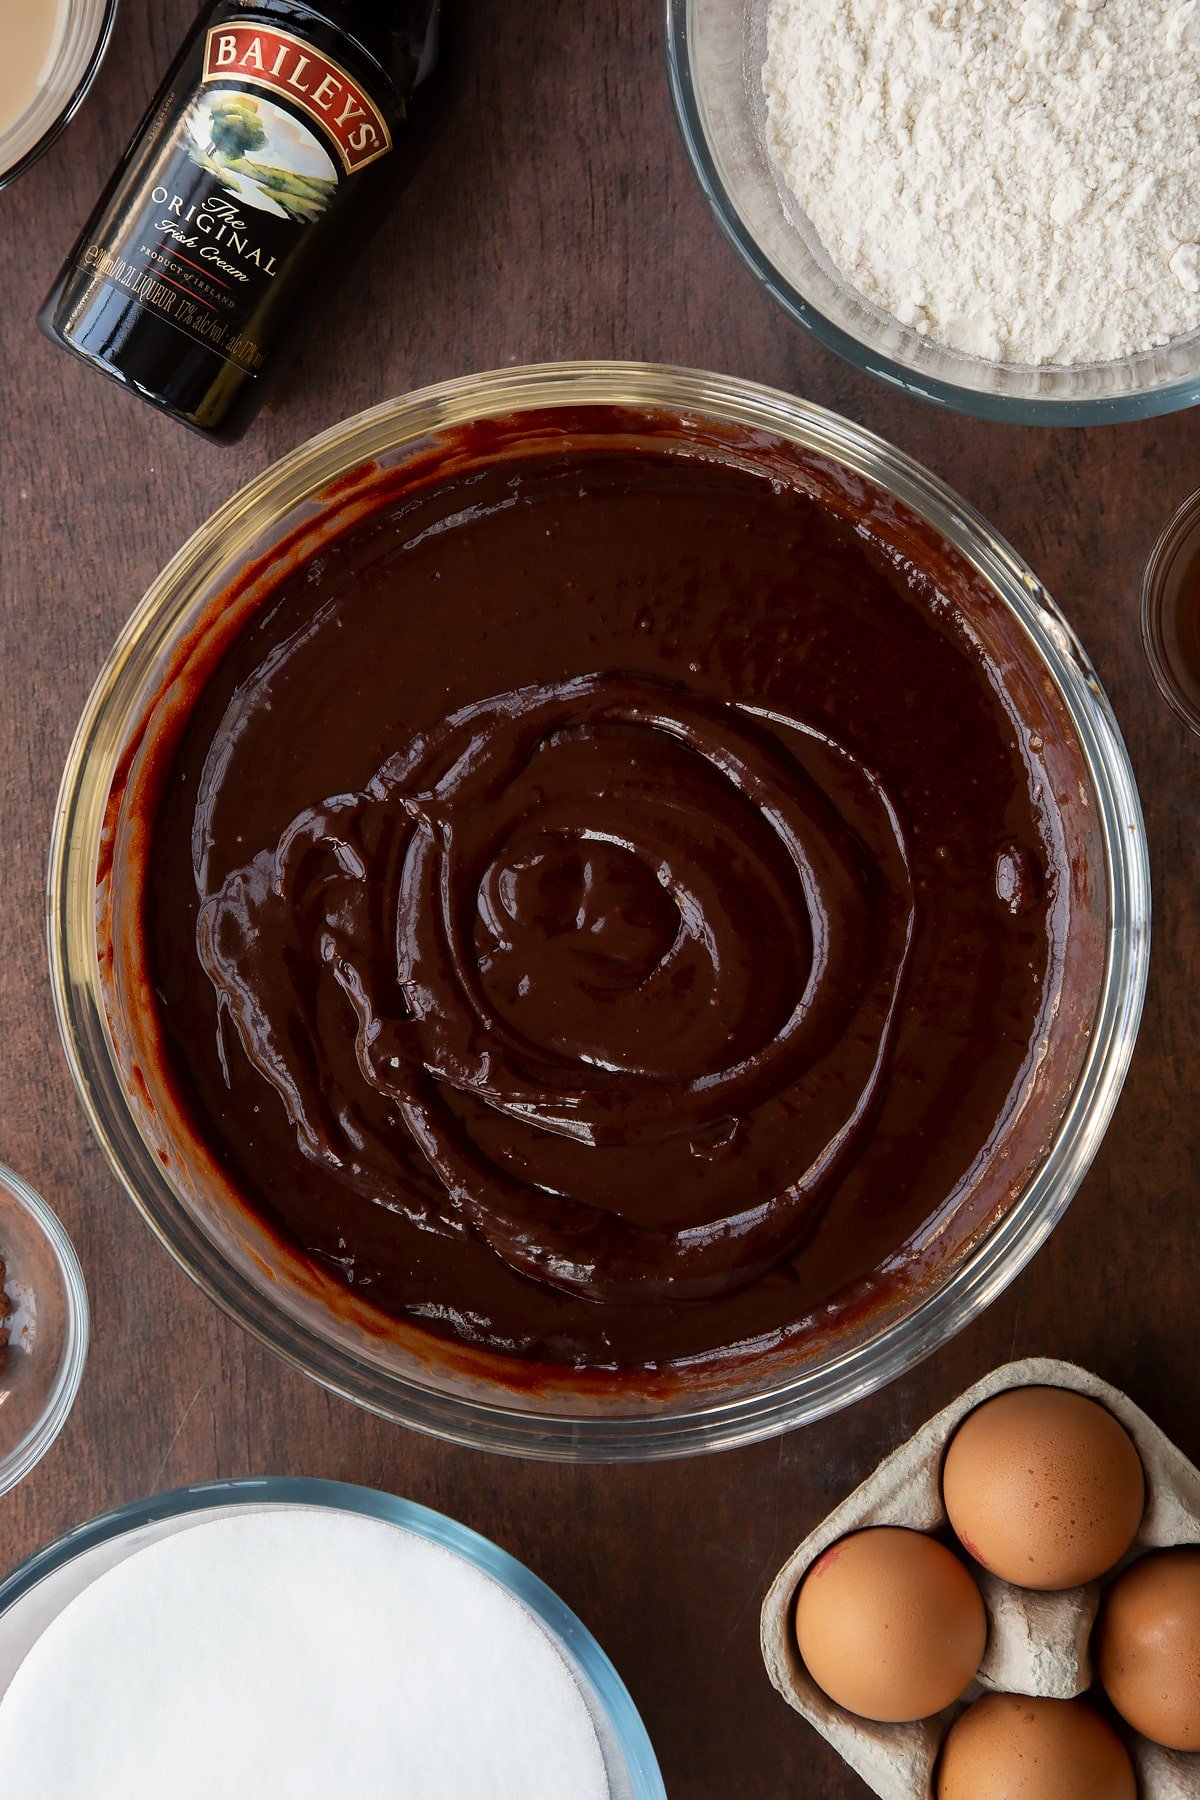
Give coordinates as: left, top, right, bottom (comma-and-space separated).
665, 0, 1200, 423
0, 1476, 666, 1799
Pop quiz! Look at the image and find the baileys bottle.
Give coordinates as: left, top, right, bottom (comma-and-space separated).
40, 1, 443, 443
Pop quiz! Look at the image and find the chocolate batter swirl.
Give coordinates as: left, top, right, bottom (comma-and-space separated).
139, 432, 1072, 1371
198, 673, 914, 1304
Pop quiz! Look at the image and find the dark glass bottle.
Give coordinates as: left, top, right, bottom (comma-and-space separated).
39, 1, 443, 443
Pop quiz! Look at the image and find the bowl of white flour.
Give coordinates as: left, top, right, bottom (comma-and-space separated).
665, 0, 1200, 420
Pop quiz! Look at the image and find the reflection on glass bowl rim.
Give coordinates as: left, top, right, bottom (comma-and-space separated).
48, 364, 1150, 1458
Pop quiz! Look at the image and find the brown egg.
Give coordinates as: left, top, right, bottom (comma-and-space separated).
937, 1695, 1137, 1800
942, 1386, 1144, 1588
793, 1526, 986, 1723
1097, 1545, 1200, 1749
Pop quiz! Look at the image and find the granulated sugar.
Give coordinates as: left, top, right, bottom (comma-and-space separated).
0, 1508, 611, 1799
763, 0, 1200, 366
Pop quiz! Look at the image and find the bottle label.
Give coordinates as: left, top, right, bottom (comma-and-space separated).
201, 26, 392, 172
69, 17, 394, 378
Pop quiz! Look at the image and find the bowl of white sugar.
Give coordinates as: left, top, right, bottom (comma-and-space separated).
0, 1477, 666, 1799
666, 0, 1200, 421
0, 0, 118, 191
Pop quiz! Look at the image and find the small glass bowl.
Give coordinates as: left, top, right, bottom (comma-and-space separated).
48, 362, 1150, 1460
1141, 490, 1200, 736
665, 0, 1200, 423
0, 1166, 89, 1496
0, 0, 119, 192
0, 1477, 666, 1799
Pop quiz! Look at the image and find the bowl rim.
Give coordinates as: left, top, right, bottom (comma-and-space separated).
0, 1474, 667, 1798
1140, 486, 1200, 737
47, 360, 1151, 1460
0, 1164, 90, 1497
663, 0, 1200, 425
0, 0, 120, 193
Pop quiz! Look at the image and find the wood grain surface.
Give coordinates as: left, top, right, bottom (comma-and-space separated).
1, 3, 1197, 1795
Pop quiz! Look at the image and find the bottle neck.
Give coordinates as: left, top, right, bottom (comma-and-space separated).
245, 0, 442, 94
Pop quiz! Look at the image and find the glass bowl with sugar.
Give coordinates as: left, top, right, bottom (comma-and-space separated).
0, 1478, 666, 1799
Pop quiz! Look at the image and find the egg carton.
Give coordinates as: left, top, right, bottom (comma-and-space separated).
760, 1357, 1200, 1798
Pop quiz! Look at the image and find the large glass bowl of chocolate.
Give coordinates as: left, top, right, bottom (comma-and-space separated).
49, 364, 1149, 1458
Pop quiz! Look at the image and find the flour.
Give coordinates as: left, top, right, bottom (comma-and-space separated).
763, 0, 1200, 365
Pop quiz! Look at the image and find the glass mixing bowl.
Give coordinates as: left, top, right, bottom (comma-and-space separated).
0, 1477, 666, 1799
48, 362, 1150, 1459
665, 0, 1200, 423
0, 0, 118, 191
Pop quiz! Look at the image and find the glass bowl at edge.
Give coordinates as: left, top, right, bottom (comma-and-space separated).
1141, 488, 1200, 737
47, 361, 1151, 1461
664, 0, 1200, 425
0, 1165, 89, 1497
0, 0, 119, 192
0, 1475, 666, 1800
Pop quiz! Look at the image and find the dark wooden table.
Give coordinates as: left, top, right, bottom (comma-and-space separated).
1, 3, 1197, 1794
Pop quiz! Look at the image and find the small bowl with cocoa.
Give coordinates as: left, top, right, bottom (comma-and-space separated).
48, 363, 1149, 1459
1142, 489, 1200, 737
0, 1165, 89, 1495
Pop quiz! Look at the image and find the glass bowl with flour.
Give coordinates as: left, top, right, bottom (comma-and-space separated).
666, 0, 1200, 422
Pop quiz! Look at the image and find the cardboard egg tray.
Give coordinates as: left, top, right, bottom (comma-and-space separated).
760, 1357, 1200, 1798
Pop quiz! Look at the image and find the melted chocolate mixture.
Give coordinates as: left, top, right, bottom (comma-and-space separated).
143, 430, 1065, 1370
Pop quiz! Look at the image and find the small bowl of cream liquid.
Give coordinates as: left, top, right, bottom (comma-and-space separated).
0, 0, 118, 190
